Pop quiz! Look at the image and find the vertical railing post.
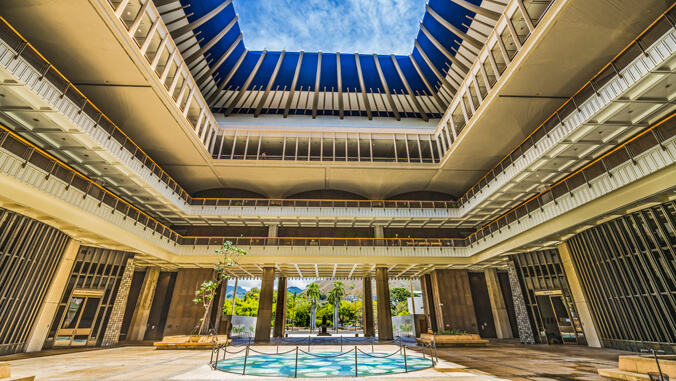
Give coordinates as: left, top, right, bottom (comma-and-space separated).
242, 345, 249, 375
277, 336, 279, 353
210, 341, 215, 368
403, 344, 408, 373
340, 336, 343, 352
371, 336, 374, 353
308, 335, 311, 352
433, 340, 438, 366
295, 347, 299, 378
354, 346, 358, 377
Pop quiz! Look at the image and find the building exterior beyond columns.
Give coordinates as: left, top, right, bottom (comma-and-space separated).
101, 256, 136, 347
375, 267, 393, 340
484, 268, 513, 339
557, 242, 602, 347
363, 277, 375, 337
506, 260, 536, 344
273, 277, 287, 338
25, 239, 81, 352
127, 267, 161, 341
429, 269, 478, 333
255, 267, 275, 342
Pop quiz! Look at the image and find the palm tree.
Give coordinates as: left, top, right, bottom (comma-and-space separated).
329, 281, 345, 332
306, 282, 321, 331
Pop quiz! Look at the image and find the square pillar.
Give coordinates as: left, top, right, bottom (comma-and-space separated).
127, 267, 161, 341
363, 277, 375, 337
484, 268, 513, 339
507, 260, 536, 344
558, 242, 602, 347
273, 277, 287, 338
102, 256, 136, 347
375, 267, 393, 340
26, 239, 81, 352
255, 267, 275, 342
429, 269, 478, 333
420, 273, 437, 334
374, 225, 384, 246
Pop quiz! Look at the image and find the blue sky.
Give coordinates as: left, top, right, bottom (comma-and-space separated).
234, 0, 427, 55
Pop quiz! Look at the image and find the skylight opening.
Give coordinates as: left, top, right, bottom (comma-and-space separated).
235, 0, 427, 55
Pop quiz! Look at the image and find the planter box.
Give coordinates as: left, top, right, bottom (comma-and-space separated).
418, 333, 488, 347
154, 335, 231, 350
599, 355, 676, 380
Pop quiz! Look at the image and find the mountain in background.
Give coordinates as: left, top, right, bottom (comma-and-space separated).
225, 284, 247, 298
287, 286, 304, 294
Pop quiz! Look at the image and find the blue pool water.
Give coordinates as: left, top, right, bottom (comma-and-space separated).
215, 350, 434, 377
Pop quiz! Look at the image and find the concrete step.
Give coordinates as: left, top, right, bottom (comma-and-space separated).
0, 362, 34, 381
598, 368, 650, 381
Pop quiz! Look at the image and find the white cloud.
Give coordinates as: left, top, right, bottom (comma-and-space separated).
235, 0, 426, 54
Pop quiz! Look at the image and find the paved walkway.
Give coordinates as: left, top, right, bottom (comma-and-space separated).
0, 340, 626, 380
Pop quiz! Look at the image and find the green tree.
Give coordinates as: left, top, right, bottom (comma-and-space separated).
328, 281, 346, 330
389, 288, 411, 311
192, 241, 246, 334
306, 282, 321, 331
244, 287, 260, 301
395, 300, 410, 316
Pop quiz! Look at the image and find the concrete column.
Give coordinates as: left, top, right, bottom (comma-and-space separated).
230, 278, 238, 315
363, 277, 375, 337
558, 242, 602, 347
273, 277, 287, 337
484, 268, 513, 339
507, 260, 536, 344
268, 223, 278, 245
429, 269, 478, 333
25, 239, 81, 352
210, 277, 228, 334
127, 267, 161, 341
374, 224, 384, 246
102, 256, 136, 347
255, 267, 275, 342
420, 274, 437, 333
375, 267, 393, 340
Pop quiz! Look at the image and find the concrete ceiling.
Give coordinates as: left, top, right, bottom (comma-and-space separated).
0, 0, 672, 202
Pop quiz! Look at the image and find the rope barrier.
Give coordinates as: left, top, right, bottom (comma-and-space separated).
248, 347, 298, 355
298, 347, 356, 358
356, 347, 403, 358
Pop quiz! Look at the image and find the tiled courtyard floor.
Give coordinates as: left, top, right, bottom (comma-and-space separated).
0, 340, 627, 380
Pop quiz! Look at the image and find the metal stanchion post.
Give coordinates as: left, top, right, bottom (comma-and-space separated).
404, 344, 408, 373
341, 336, 343, 352
242, 345, 249, 375
433, 340, 438, 366
354, 346, 358, 377
422, 340, 426, 360
371, 336, 374, 353
277, 336, 279, 354
308, 335, 311, 352
295, 347, 299, 378
210, 341, 216, 368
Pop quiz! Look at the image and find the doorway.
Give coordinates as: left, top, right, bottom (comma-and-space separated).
54, 291, 103, 347
534, 291, 580, 344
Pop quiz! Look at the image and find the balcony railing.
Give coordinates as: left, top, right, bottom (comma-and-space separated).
433, 0, 556, 159
188, 198, 459, 209
177, 237, 464, 247
456, 3, 676, 207
105, 0, 220, 153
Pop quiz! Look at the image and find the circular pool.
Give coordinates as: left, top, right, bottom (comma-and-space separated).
215, 349, 434, 377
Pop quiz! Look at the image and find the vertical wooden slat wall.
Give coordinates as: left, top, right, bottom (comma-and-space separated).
0, 207, 69, 355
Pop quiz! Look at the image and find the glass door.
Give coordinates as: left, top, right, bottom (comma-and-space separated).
55, 293, 102, 347
549, 295, 578, 344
